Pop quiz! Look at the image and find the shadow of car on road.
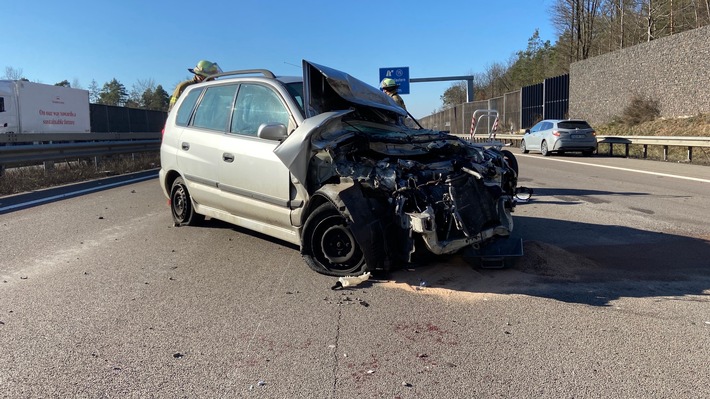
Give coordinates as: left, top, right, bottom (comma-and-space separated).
198, 213, 710, 308
383, 215, 710, 307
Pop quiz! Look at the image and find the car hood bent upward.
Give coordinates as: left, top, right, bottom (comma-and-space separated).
275, 60, 408, 187
274, 60, 519, 273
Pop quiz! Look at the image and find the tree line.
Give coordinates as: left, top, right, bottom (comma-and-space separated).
439, 0, 710, 110
2, 66, 170, 112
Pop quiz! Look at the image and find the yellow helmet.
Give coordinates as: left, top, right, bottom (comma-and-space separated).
189, 60, 222, 77
380, 78, 399, 90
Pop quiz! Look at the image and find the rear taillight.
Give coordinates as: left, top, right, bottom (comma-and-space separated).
552, 131, 560, 137
591, 130, 596, 136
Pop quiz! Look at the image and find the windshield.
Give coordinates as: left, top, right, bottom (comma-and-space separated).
285, 82, 304, 118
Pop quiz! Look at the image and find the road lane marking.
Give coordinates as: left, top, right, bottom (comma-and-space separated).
0, 174, 157, 213
518, 155, 710, 184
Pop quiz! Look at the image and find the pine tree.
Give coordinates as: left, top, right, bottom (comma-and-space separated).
97, 78, 128, 106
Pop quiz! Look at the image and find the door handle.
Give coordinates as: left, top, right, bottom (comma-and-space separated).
223, 153, 235, 163
181, 142, 190, 151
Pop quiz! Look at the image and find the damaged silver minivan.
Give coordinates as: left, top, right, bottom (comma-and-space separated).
160, 60, 521, 277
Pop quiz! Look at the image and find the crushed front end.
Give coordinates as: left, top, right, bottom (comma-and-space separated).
274, 60, 521, 275
310, 126, 518, 270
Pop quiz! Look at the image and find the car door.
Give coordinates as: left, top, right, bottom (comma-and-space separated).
174, 84, 237, 210
218, 83, 296, 234
526, 121, 544, 150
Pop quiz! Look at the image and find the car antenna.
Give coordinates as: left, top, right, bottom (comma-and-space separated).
283, 61, 301, 69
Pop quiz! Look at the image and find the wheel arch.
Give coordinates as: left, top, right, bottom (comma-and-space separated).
302, 180, 392, 273
162, 169, 183, 197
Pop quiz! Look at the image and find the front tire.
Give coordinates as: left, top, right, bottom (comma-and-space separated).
501, 149, 519, 175
170, 177, 204, 226
520, 139, 529, 154
541, 140, 551, 156
302, 203, 368, 277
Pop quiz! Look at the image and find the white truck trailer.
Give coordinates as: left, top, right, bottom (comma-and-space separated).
0, 80, 91, 135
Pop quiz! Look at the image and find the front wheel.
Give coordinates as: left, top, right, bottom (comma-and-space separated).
501, 149, 519, 175
302, 203, 368, 277
520, 139, 529, 154
541, 140, 551, 156
170, 177, 204, 226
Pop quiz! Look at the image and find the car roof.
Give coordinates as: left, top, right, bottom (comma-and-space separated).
187, 61, 406, 120
544, 119, 589, 124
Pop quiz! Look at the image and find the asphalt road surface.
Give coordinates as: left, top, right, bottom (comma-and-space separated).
1, 155, 709, 398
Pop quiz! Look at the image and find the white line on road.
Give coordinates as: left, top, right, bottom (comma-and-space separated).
0, 174, 157, 213
518, 155, 710, 184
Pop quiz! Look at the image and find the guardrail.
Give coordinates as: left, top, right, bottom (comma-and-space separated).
0, 132, 162, 175
2, 131, 709, 176
465, 133, 710, 163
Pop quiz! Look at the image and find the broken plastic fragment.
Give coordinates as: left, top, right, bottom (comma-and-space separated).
331, 272, 371, 290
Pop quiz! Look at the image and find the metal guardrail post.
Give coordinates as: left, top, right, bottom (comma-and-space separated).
44, 161, 55, 173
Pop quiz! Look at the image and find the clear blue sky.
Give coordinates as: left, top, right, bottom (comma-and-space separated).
4, 0, 556, 119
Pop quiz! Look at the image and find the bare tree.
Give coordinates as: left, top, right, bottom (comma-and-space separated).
552, 0, 603, 61
439, 81, 467, 109
87, 79, 101, 103
126, 78, 157, 108
3, 66, 25, 80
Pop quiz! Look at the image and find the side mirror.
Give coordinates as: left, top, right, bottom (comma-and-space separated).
257, 123, 288, 141
524, 129, 531, 134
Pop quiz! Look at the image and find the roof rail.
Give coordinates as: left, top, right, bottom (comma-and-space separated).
205, 69, 276, 81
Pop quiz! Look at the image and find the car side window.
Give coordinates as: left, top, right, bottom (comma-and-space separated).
175, 88, 202, 127
542, 122, 552, 130
231, 84, 290, 136
192, 85, 237, 131
531, 122, 542, 133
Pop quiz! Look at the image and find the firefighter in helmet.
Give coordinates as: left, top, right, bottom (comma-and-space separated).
169, 60, 222, 111
380, 78, 406, 110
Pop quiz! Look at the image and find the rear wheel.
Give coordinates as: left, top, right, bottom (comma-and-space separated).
302, 203, 368, 277
541, 140, 551, 156
170, 177, 204, 226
